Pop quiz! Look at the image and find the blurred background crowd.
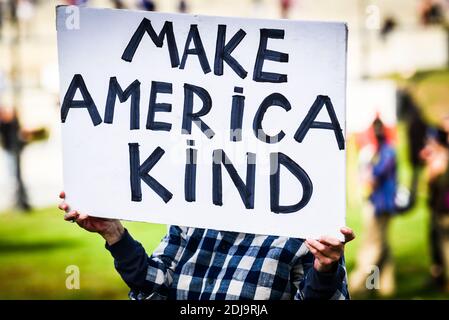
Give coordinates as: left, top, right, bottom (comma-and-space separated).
1, 0, 449, 299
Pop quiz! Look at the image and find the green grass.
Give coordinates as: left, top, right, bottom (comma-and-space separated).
0, 210, 167, 299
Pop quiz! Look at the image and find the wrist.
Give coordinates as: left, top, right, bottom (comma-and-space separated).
100, 222, 125, 246
315, 260, 338, 273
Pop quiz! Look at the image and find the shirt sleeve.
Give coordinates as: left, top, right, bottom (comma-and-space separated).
292, 249, 350, 300
105, 226, 187, 300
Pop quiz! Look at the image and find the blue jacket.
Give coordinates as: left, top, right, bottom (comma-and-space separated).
369, 143, 397, 216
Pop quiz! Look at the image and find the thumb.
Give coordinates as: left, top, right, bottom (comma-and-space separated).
340, 227, 355, 243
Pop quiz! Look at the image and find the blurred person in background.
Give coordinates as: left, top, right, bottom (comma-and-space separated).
420, 119, 449, 292
419, 0, 445, 25
379, 16, 397, 41
111, 0, 126, 9
350, 117, 398, 297
66, 0, 89, 5
0, 106, 31, 211
65, 0, 88, 5
178, 0, 187, 13
139, 0, 155, 11
397, 89, 428, 210
16, 0, 35, 38
8, 0, 18, 23
280, 0, 292, 19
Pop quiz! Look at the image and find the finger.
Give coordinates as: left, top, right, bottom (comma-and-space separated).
306, 243, 341, 263
76, 213, 89, 222
307, 239, 340, 260
305, 242, 318, 255
306, 239, 327, 252
319, 236, 341, 247
64, 210, 79, 221
59, 191, 66, 199
316, 253, 334, 266
340, 227, 355, 243
310, 248, 334, 266
58, 202, 70, 213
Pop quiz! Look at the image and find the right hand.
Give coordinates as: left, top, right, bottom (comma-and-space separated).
420, 140, 449, 181
58, 191, 124, 245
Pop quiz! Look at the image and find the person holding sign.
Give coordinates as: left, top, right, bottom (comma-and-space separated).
56, 7, 354, 300
59, 191, 354, 300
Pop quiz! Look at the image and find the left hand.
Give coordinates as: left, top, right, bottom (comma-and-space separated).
305, 227, 355, 273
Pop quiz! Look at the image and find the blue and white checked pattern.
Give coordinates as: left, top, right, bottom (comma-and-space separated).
107, 226, 349, 300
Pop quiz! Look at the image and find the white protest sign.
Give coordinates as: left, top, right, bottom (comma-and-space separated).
56, 6, 347, 240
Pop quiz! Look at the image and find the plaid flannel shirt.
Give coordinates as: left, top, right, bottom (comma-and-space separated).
106, 226, 349, 300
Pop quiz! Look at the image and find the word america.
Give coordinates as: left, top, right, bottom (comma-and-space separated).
60, 18, 345, 214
